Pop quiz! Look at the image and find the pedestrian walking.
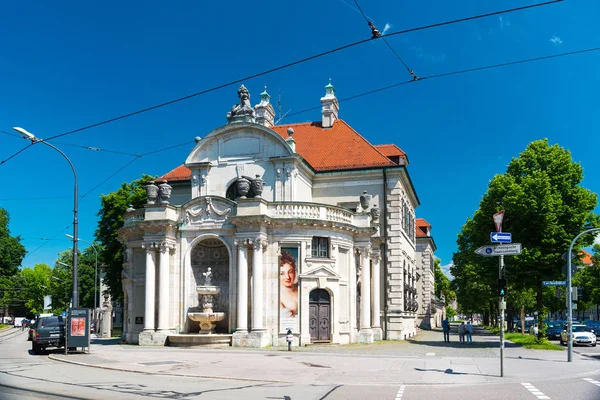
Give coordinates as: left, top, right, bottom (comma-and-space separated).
442, 318, 450, 343
466, 320, 473, 343
458, 321, 466, 343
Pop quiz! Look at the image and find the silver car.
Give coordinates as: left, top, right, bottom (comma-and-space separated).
560, 324, 597, 347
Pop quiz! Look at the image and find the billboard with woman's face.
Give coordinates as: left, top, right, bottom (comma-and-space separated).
279, 247, 299, 332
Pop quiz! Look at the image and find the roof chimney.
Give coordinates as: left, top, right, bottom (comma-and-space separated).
320, 78, 339, 129
254, 86, 275, 127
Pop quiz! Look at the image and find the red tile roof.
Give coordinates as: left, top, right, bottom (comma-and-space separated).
159, 164, 191, 182
416, 218, 431, 227
271, 120, 397, 172
416, 218, 431, 238
580, 249, 593, 265
374, 144, 406, 157
159, 120, 405, 181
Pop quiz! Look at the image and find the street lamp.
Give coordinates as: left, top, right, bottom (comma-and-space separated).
66, 234, 98, 328
13, 126, 79, 308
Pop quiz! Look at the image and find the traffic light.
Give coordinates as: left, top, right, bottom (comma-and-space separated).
498, 278, 507, 297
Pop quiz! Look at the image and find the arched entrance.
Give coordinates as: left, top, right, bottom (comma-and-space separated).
190, 238, 230, 333
309, 289, 331, 342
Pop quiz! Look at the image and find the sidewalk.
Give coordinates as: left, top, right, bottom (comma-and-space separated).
49, 327, 600, 385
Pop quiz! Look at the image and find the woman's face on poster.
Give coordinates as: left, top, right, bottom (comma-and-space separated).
280, 262, 296, 289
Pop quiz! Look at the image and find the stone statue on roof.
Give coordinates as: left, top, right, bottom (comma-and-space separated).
227, 84, 256, 124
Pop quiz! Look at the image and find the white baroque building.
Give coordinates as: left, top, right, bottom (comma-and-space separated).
119, 82, 436, 347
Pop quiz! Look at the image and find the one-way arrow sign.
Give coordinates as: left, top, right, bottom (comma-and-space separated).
475, 243, 522, 256
490, 232, 512, 243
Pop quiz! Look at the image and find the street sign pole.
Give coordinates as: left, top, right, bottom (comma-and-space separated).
499, 254, 505, 378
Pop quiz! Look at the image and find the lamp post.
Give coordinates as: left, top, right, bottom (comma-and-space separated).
66, 234, 98, 329
13, 126, 79, 308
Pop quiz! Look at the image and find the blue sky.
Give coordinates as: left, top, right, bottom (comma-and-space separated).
2, 0, 600, 276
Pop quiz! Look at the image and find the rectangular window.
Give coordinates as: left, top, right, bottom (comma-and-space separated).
311, 237, 329, 258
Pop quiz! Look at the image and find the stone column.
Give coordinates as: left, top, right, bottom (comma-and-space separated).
359, 247, 374, 343
157, 242, 171, 331
143, 242, 156, 331
236, 240, 249, 332
371, 253, 383, 340
251, 239, 264, 331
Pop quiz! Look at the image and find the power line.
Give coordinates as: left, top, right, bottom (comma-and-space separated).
1, 129, 142, 158
287, 45, 600, 117
79, 157, 140, 199
352, 0, 416, 79
6, 45, 598, 207
30, 0, 562, 145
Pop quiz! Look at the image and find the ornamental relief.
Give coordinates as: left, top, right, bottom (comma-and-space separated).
184, 197, 235, 225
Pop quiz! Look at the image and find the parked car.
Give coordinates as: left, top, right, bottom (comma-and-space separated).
31, 316, 65, 354
545, 321, 563, 340
560, 324, 597, 347
584, 321, 600, 338
27, 320, 37, 341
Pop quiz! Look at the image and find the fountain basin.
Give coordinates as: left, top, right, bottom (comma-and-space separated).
197, 286, 220, 296
188, 312, 226, 323
189, 311, 226, 334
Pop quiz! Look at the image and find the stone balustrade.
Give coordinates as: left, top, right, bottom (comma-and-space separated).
268, 202, 354, 224
124, 209, 145, 226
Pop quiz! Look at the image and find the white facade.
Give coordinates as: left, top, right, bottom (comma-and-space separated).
119, 84, 429, 347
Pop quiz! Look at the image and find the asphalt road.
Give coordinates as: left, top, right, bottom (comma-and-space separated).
1, 329, 600, 399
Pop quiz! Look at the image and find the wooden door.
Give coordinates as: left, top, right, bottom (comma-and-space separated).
309, 289, 331, 342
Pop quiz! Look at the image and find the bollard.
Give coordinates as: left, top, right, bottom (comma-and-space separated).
286, 328, 293, 351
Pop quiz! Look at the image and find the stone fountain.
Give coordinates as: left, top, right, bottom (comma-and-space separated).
188, 268, 226, 334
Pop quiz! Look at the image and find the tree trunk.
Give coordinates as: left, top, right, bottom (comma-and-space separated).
483, 310, 490, 326
536, 280, 544, 340
521, 305, 525, 336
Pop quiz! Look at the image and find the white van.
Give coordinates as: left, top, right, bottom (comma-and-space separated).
14, 317, 26, 328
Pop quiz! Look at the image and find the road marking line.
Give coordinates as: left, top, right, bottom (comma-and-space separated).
583, 377, 600, 387
521, 383, 550, 399
425, 352, 436, 356
395, 385, 405, 399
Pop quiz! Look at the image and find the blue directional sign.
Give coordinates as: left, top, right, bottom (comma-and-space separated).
490, 232, 512, 243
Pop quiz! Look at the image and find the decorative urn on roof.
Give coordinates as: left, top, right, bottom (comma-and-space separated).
145, 181, 159, 205
236, 177, 251, 199
360, 190, 372, 211
251, 174, 264, 198
158, 180, 172, 204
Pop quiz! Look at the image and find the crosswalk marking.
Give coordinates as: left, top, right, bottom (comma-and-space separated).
395, 385, 405, 400
521, 383, 550, 399
583, 377, 600, 387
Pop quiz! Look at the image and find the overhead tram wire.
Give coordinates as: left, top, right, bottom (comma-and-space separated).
352, 0, 418, 80
15, 44, 598, 261
0, 0, 559, 150
16, 138, 193, 261
1, 129, 142, 162
286, 45, 600, 118
6, 45, 596, 205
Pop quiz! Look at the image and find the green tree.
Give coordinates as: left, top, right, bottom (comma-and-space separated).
445, 306, 456, 320
434, 259, 455, 304
452, 139, 598, 337
21, 264, 52, 315
573, 246, 600, 319
49, 260, 72, 314
0, 208, 27, 277
95, 175, 153, 299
